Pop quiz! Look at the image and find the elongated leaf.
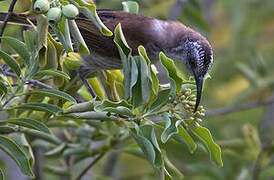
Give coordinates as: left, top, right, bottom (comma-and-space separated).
164, 154, 184, 180
16, 103, 62, 114
45, 39, 58, 70
138, 46, 158, 94
13, 134, 35, 167
0, 168, 4, 180
131, 126, 155, 165
114, 23, 132, 99
95, 100, 134, 116
29, 89, 76, 103
45, 142, 66, 157
0, 50, 21, 77
1, 36, 30, 66
188, 123, 223, 166
68, 19, 90, 54
34, 70, 70, 80
175, 126, 197, 153
6, 118, 50, 134
0, 81, 7, 95
0, 135, 34, 177
122, 1, 139, 14
36, 14, 49, 67
131, 124, 163, 171
64, 111, 118, 121
23, 30, 36, 53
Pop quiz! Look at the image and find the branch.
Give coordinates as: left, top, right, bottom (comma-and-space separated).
206, 95, 274, 117
0, 0, 18, 44
4, 71, 53, 89
169, 0, 187, 20
76, 153, 105, 180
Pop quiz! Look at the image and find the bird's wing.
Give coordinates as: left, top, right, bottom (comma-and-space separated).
76, 10, 162, 58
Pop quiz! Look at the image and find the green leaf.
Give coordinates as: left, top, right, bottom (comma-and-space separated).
68, 0, 112, 36
114, 23, 132, 99
1, 36, 31, 66
131, 126, 156, 165
0, 81, 7, 95
6, 118, 51, 134
64, 111, 119, 121
164, 154, 184, 180
188, 123, 223, 166
0, 50, 21, 77
12, 134, 35, 167
0, 168, 4, 180
175, 126, 197, 154
131, 124, 163, 170
0, 135, 34, 177
138, 46, 159, 94
45, 142, 66, 157
95, 100, 134, 117
34, 70, 70, 80
29, 89, 76, 103
148, 79, 176, 113
122, 1, 139, 14
160, 52, 183, 92
36, 14, 49, 67
23, 30, 36, 53
161, 113, 181, 143
15, 103, 62, 114
68, 19, 90, 54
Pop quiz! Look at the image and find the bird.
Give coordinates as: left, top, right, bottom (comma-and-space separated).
0, 10, 213, 112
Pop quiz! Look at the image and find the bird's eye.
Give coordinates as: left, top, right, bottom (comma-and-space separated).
189, 60, 196, 68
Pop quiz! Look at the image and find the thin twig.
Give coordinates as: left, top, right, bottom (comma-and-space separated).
76, 153, 105, 180
4, 71, 53, 89
0, 0, 18, 44
206, 95, 274, 117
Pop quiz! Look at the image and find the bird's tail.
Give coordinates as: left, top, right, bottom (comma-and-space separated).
0, 12, 34, 27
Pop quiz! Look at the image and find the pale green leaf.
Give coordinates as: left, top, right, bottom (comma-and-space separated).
29, 89, 76, 103
6, 118, 51, 134
0, 135, 34, 177
0, 50, 21, 77
188, 124, 223, 166
1, 36, 30, 66
122, 1, 139, 14
34, 70, 70, 80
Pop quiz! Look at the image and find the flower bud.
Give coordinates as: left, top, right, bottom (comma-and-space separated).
33, 0, 50, 14
62, 4, 79, 20
47, 7, 62, 24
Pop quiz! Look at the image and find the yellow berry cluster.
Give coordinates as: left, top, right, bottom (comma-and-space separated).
175, 88, 206, 122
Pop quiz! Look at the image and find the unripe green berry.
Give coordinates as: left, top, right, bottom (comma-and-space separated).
33, 0, 50, 14
47, 7, 62, 24
62, 4, 79, 20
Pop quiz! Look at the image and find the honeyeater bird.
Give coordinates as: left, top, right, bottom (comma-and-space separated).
0, 10, 213, 112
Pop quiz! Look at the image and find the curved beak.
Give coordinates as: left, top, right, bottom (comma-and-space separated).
193, 73, 204, 113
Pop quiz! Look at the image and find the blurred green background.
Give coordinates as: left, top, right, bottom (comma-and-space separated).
1, 0, 274, 179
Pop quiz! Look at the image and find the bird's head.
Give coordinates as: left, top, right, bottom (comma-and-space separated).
169, 32, 213, 112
